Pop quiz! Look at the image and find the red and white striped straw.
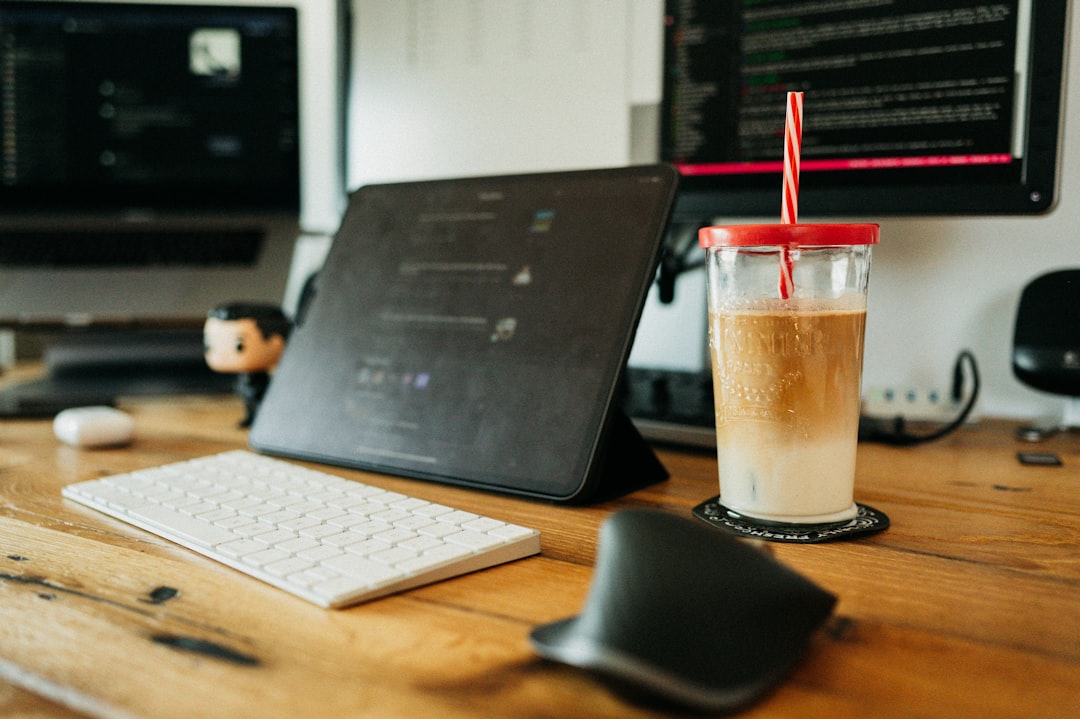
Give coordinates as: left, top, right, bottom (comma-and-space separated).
779, 91, 803, 299
781, 91, 803, 224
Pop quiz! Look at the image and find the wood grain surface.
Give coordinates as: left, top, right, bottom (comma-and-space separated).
0, 379, 1077, 718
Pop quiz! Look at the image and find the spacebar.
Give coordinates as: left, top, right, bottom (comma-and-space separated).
124, 505, 236, 548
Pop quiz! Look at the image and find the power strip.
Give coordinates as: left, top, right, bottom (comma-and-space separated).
862, 386, 979, 424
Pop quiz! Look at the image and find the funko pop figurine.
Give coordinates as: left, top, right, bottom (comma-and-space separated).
204, 302, 291, 427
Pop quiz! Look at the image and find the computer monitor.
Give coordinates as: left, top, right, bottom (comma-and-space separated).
661, 0, 1069, 224
0, 0, 345, 411
626, 0, 1069, 446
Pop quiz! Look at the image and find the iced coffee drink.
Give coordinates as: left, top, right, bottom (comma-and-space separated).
700, 224, 878, 525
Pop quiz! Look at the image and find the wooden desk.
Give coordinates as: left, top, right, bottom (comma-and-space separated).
1, 392, 1077, 718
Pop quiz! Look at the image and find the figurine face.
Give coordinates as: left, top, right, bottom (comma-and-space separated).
204, 316, 285, 374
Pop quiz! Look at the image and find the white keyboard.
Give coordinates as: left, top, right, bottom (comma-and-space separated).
62, 450, 541, 608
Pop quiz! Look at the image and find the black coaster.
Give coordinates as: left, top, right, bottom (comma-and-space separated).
692, 497, 889, 543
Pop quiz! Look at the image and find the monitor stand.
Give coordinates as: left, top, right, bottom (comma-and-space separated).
0, 327, 233, 417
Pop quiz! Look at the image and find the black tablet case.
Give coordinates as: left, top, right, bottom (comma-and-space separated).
249, 166, 678, 503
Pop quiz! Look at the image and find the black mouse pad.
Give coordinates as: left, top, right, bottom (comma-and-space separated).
250, 166, 678, 503
530, 509, 836, 713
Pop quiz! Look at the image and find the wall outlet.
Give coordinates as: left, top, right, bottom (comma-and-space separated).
862, 386, 978, 424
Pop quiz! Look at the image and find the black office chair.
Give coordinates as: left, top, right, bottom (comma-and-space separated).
1012, 268, 1080, 441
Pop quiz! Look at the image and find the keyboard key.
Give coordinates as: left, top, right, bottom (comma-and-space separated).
264, 557, 315, 577
218, 539, 266, 558
445, 529, 505, 552
322, 553, 405, 584
124, 504, 236, 548
368, 546, 418, 565
401, 542, 472, 567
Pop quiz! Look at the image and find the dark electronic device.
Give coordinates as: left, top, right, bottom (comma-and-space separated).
250, 166, 679, 503
660, 0, 1069, 223
0, 0, 339, 415
0, 0, 302, 318
530, 509, 837, 713
620, 367, 716, 448
1012, 268, 1080, 440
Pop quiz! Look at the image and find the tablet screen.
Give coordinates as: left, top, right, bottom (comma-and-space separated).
251, 166, 678, 501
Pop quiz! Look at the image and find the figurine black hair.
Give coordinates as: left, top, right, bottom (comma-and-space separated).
204, 303, 291, 427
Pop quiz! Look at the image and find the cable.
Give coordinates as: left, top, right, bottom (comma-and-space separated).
858, 350, 981, 446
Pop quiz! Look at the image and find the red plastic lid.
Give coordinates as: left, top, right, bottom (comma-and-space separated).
699, 223, 879, 248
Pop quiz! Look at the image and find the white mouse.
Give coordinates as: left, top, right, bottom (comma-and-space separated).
53, 406, 135, 448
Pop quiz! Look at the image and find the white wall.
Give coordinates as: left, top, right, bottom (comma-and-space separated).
346, 0, 636, 186
342, 0, 1077, 421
